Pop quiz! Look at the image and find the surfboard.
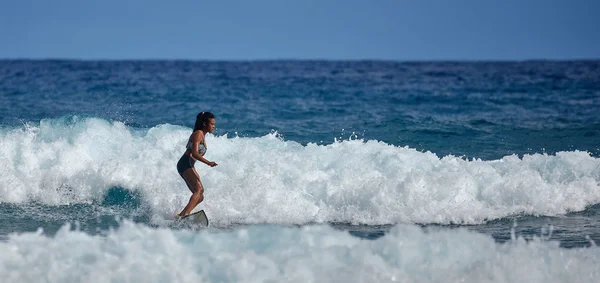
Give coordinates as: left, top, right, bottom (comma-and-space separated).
180, 210, 209, 227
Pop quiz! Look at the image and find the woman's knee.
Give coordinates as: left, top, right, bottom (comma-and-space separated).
195, 182, 204, 193
193, 191, 204, 202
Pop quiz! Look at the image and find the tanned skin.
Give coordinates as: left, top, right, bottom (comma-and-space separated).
178, 118, 217, 216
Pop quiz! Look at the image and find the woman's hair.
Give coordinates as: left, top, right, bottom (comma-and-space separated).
193, 111, 215, 131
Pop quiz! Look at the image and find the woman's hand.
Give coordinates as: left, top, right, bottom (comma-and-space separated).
207, 161, 218, 167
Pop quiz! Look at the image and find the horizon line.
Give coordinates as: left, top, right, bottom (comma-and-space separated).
1, 57, 599, 63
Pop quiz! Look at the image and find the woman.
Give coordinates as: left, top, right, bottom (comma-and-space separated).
175, 111, 218, 219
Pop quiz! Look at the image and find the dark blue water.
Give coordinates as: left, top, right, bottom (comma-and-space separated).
1, 60, 600, 248
3, 60, 599, 160
2, 60, 600, 281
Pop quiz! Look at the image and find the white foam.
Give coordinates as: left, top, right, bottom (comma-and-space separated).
0, 222, 598, 283
1, 117, 600, 224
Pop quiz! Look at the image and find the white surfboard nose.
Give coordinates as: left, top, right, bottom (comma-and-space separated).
181, 210, 209, 227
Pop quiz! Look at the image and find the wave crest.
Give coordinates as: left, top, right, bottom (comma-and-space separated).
1, 117, 599, 225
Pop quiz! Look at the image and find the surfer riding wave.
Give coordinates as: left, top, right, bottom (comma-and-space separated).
175, 111, 218, 219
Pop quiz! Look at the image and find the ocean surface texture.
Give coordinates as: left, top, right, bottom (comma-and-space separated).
1, 60, 599, 282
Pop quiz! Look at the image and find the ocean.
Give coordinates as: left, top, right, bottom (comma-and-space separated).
1, 60, 599, 282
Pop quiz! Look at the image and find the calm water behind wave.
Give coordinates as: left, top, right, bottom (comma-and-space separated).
2, 60, 599, 159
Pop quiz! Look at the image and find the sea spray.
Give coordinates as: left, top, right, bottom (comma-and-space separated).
0, 221, 599, 283
1, 118, 600, 225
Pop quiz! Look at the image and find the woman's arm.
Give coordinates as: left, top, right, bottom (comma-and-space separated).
189, 131, 217, 166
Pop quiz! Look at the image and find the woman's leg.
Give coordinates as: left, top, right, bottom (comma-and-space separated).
178, 168, 205, 216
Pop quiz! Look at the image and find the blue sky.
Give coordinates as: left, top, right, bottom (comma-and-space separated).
1, 0, 598, 60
